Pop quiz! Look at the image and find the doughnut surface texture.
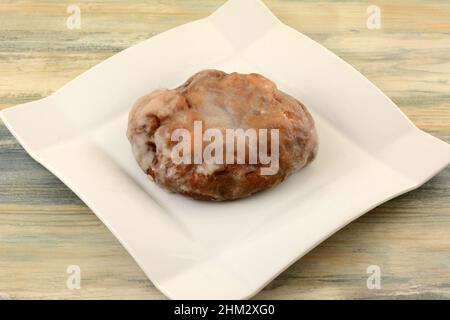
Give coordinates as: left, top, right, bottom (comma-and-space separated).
127, 70, 318, 201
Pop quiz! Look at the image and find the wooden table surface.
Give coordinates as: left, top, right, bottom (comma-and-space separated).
1, 0, 449, 300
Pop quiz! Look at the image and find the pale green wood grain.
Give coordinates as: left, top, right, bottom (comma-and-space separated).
0, 0, 449, 299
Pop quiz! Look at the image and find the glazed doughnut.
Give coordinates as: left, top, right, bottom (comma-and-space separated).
127, 69, 318, 201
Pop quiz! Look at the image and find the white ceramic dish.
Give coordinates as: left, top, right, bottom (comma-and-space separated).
2, 0, 450, 299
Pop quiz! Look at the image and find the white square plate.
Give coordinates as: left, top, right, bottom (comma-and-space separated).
2, 0, 450, 299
